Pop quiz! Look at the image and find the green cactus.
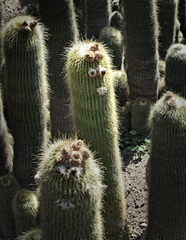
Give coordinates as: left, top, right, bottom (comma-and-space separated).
17, 229, 42, 240
158, 60, 166, 98
146, 91, 186, 239
0, 175, 20, 239
12, 189, 39, 236
165, 43, 186, 98
121, 0, 159, 102
112, 69, 129, 106
66, 40, 126, 239
36, 138, 104, 240
157, 0, 178, 60
1, 15, 49, 189
85, 0, 111, 40
0, 86, 13, 176
131, 97, 152, 135
99, 25, 124, 70
39, 0, 79, 138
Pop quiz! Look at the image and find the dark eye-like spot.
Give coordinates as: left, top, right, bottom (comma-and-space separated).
100, 67, 106, 77
88, 68, 97, 77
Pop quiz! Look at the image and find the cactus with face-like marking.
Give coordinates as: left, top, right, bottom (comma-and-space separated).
0, 175, 20, 239
1, 15, 49, 189
146, 91, 186, 239
12, 189, 39, 236
66, 40, 126, 239
37, 138, 104, 240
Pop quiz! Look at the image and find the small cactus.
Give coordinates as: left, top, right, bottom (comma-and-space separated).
37, 138, 104, 240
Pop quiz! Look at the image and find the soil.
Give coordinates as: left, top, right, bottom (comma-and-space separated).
2, 1, 150, 240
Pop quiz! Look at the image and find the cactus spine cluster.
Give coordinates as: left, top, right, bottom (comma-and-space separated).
1, 15, 49, 189
122, 0, 159, 102
39, 0, 79, 138
12, 189, 39, 236
165, 43, 186, 98
66, 40, 126, 239
0, 175, 20, 239
17, 229, 42, 240
146, 91, 186, 239
37, 138, 104, 240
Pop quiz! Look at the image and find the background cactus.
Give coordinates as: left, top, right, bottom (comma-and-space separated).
146, 91, 186, 239
12, 189, 39, 236
39, 0, 79, 139
165, 43, 186, 98
0, 175, 20, 239
121, 0, 159, 102
157, 0, 179, 60
17, 229, 42, 240
1, 15, 49, 189
66, 40, 126, 239
37, 138, 104, 240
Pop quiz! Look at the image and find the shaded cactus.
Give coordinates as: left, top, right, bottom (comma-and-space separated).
121, 0, 159, 102
131, 97, 152, 135
158, 60, 166, 98
66, 40, 126, 239
1, 15, 49, 189
12, 189, 39, 236
39, 0, 79, 138
157, 0, 178, 60
17, 229, 42, 240
110, 11, 123, 31
85, 0, 111, 40
146, 91, 186, 239
0, 175, 20, 239
36, 138, 104, 240
165, 43, 186, 98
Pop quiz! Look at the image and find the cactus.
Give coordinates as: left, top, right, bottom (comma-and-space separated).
17, 229, 42, 240
0, 175, 20, 239
121, 0, 159, 102
158, 60, 166, 98
85, 0, 111, 40
1, 15, 49, 189
157, 0, 178, 60
39, 0, 79, 138
165, 43, 186, 98
99, 25, 124, 70
0, 86, 13, 176
12, 189, 39, 236
36, 138, 104, 240
109, 10, 123, 30
66, 40, 126, 239
131, 97, 152, 135
146, 91, 186, 239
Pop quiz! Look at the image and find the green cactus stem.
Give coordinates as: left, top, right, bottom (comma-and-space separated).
131, 97, 152, 135
0, 175, 20, 239
12, 189, 39, 236
1, 15, 49, 189
157, 0, 178, 60
146, 91, 186, 239
66, 40, 126, 239
121, 0, 159, 102
165, 43, 186, 98
85, 0, 111, 40
39, 0, 79, 138
17, 229, 42, 240
36, 138, 104, 240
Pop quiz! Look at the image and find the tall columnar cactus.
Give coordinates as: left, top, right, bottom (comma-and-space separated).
1, 15, 49, 189
0, 175, 20, 239
66, 41, 126, 239
157, 0, 178, 60
121, 0, 159, 102
85, 0, 111, 40
0, 87, 13, 176
131, 97, 152, 135
165, 43, 186, 98
36, 138, 104, 240
39, 0, 79, 138
146, 91, 186, 239
17, 229, 42, 240
12, 189, 39, 236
